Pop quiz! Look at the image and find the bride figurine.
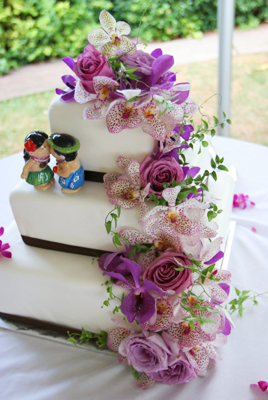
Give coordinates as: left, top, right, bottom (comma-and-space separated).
21, 131, 54, 190
48, 133, 84, 194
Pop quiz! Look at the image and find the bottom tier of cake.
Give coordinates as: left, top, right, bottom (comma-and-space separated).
0, 222, 139, 334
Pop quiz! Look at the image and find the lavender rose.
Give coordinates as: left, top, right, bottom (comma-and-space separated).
118, 332, 170, 374
73, 44, 115, 94
143, 251, 193, 294
140, 155, 184, 198
120, 49, 155, 76
148, 351, 197, 385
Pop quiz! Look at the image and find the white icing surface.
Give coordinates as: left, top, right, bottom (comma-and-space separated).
10, 179, 143, 252
0, 222, 140, 333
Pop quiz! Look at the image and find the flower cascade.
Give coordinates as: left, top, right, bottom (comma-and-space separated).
62, 10, 234, 391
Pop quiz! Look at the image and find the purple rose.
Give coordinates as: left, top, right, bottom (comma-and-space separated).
120, 49, 155, 76
73, 44, 115, 94
140, 155, 184, 198
118, 332, 170, 374
143, 251, 193, 294
149, 351, 197, 385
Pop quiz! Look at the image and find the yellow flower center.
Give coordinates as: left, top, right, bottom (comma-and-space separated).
157, 301, 168, 315
168, 208, 178, 223
128, 190, 139, 200
111, 34, 121, 47
99, 86, 110, 100
144, 105, 156, 119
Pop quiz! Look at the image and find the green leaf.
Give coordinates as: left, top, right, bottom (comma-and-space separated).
211, 128, 216, 137
189, 320, 195, 330
207, 210, 214, 222
211, 159, 216, 169
180, 290, 187, 296
222, 111, 226, 118
242, 290, 251, 295
202, 119, 209, 129
213, 116, 219, 125
227, 119, 231, 124
220, 123, 225, 129
211, 171, 217, 181
200, 183, 209, 191
199, 316, 216, 324
239, 309, 243, 317
235, 288, 241, 296
218, 165, 229, 171
202, 140, 209, 147
229, 299, 238, 305
66, 337, 77, 346
106, 221, 112, 234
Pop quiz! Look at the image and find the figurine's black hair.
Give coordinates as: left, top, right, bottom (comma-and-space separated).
50, 133, 78, 162
23, 131, 48, 162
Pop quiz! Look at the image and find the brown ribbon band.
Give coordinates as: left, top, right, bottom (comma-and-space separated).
0, 311, 82, 335
84, 170, 105, 183
21, 235, 112, 258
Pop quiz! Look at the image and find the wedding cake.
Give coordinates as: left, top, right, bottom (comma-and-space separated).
0, 10, 235, 389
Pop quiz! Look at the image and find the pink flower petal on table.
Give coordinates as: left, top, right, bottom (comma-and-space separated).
250, 381, 268, 392
252, 227, 257, 233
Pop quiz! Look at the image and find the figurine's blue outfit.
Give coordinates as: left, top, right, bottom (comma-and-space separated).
59, 165, 84, 190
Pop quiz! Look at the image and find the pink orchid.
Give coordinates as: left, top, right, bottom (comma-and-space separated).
87, 10, 137, 59
233, 194, 255, 209
141, 187, 218, 252
104, 156, 150, 217
193, 269, 231, 304
185, 341, 221, 376
75, 76, 120, 120
141, 296, 180, 332
0, 227, 12, 259
105, 89, 144, 133
119, 219, 182, 254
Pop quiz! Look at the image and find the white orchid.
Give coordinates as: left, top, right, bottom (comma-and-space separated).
88, 10, 137, 59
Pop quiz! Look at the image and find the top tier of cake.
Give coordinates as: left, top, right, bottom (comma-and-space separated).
49, 96, 156, 174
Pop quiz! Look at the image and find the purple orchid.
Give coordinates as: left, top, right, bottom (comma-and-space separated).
103, 257, 166, 324
55, 57, 77, 101
98, 245, 133, 276
0, 227, 12, 259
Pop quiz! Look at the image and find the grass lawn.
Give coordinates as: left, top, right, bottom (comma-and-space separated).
0, 52, 267, 159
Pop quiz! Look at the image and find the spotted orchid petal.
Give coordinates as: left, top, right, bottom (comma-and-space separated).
182, 98, 199, 117
87, 28, 110, 46
141, 299, 174, 332
119, 36, 137, 55
115, 20, 131, 36
106, 100, 142, 133
106, 176, 140, 209
93, 76, 120, 95
137, 373, 155, 390
186, 346, 210, 375
162, 187, 181, 207
119, 228, 153, 246
99, 9, 116, 35
74, 79, 95, 104
103, 172, 121, 189
117, 156, 141, 189
107, 327, 131, 351
99, 42, 118, 58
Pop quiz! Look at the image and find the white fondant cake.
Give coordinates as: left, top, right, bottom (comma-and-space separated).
1, 170, 234, 332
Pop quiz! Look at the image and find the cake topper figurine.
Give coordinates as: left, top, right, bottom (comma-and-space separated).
21, 131, 55, 190
49, 133, 84, 194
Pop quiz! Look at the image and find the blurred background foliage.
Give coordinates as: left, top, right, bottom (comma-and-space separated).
1, 0, 268, 75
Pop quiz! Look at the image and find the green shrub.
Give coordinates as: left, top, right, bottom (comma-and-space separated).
1, 0, 268, 75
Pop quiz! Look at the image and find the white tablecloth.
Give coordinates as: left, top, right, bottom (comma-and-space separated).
1, 136, 268, 400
